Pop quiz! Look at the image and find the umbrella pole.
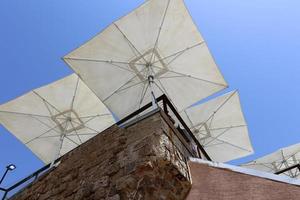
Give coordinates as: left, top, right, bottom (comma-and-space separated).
148, 75, 158, 110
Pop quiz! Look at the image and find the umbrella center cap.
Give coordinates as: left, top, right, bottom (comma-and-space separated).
51, 109, 84, 134
129, 48, 168, 81
146, 62, 152, 68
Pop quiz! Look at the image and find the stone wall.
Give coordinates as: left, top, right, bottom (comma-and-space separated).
11, 111, 191, 200
186, 161, 300, 200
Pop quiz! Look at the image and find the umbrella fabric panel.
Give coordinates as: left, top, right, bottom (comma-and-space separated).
25, 133, 62, 163
0, 112, 63, 162
185, 91, 246, 130
64, 60, 137, 105
34, 74, 78, 113
159, 43, 226, 88
102, 76, 164, 118
114, 0, 168, 54
60, 135, 79, 157
65, 25, 137, 62
156, 0, 205, 57
202, 126, 253, 162
157, 74, 226, 115
183, 91, 253, 162
0, 91, 52, 117
0, 112, 58, 146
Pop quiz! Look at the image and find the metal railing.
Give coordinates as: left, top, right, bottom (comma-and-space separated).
0, 158, 61, 200
118, 94, 211, 161
275, 164, 300, 177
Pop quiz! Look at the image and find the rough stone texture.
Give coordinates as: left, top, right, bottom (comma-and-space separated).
186, 162, 300, 200
10, 112, 191, 200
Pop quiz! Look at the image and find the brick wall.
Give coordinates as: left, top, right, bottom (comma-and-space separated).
11, 112, 191, 200
186, 162, 300, 200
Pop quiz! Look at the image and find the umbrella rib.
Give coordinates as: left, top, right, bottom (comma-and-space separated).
280, 150, 294, 177
248, 159, 300, 167
204, 137, 252, 153
65, 135, 80, 146
113, 23, 148, 63
71, 119, 99, 134
243, 162, 280, 167
249, 160, 283, 167
37, 134, 63, 139
260, 163, 278, 172
208, 114, 215, 129
81, 114, 101, 125
64, 114, 111, 121
152, 78, 167, 95
25, 123, 61, 144
153, 79, 179, 111
68, 133, 98, 137
193, 91, 237, 131
138, 83, 150, 111
202, 127, 232, 146
33, 90, 64, 116
148, 66, 178, 108
137, 67, 152, 110
69, 122, 83, 144
194, 125, 247, 132
103, 74, 139, 102
150, 0, 171, 63
0, 110, 52, 119
30, 115, 61, 135
154, 65, 227, 87
163, 49, 186, 68
279, 150, 288, 172
183, 109, 194, 127
152, 79, 175, 106
64, 57, 140, 73
42, 99, 55, 117
117, 80, 147, 93
70, 76, 80, 111
262, 155, 300, 169
127, 82, 149, 122
152, 41, 205, 65
79, 114, 111, 119
102, 66, 149, 102
200, 125, 252, 153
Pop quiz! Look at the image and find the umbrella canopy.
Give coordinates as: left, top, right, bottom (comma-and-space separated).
242, 143, 300, 178
181, 91, 253, 162
63, 0, 227, 120
0, 74, 115, 163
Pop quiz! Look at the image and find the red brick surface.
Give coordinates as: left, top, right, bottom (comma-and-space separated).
186, 162, 300, 200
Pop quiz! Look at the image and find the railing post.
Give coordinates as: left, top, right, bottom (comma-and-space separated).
162, 95, 211, 161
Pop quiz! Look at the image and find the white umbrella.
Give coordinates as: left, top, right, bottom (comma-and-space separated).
181, 91, 254, 162
63, 0, 228, 121
242, 143, 300, 179
0, 74, 115, 164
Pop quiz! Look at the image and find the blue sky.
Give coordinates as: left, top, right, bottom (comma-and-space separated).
0, 0, 300, 192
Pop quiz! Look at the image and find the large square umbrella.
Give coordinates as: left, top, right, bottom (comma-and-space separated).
242, 143, 300, 179
181, 91, 254, 162
63, 0, 228, 120
0, 74, 115, 163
